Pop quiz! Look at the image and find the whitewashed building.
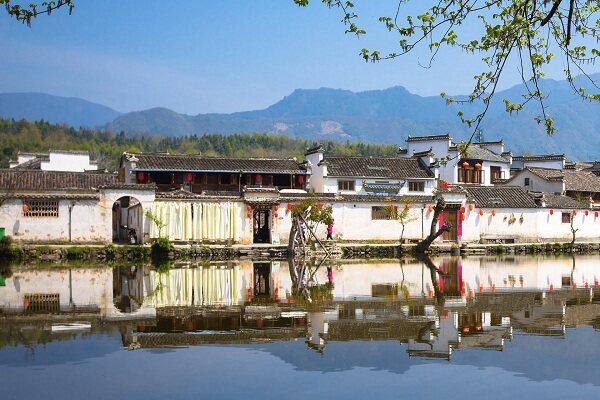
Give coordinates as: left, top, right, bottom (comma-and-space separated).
401, 134, 512, 186
9, 150, 100, 172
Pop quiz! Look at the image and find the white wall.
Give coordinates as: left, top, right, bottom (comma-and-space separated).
305, 151, 325, 193
321, 177, 435, 195
501, 169, 564, 193
42, 151, 97, 172
0, 198, 111, 243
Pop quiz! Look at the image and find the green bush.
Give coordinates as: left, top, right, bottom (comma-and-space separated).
65, 246, 87, 260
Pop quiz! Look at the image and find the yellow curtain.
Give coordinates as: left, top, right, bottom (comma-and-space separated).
148, 266, 240, 307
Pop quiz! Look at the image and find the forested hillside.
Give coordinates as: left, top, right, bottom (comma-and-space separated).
0, 119, 399, 170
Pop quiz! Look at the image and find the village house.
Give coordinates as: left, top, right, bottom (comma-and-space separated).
400, 134, 512, 186
3, 140, 600, 246
498, 166, 600, 208
9, 150, 100, 172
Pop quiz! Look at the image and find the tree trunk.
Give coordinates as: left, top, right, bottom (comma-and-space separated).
415, 253, 445, 307
416, 197, 451, 253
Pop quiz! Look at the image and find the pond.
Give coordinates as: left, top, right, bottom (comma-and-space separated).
1, 254, 600, 400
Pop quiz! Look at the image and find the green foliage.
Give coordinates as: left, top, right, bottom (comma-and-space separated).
0, 236, 23, 263
1, 0, 74, 26
64, 246, 86, 260
151, 237, 173, 266
292, 197, 334, 225
0, 118, 399, 170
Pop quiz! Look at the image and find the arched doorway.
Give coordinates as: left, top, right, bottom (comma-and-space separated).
112, 196, 143, 243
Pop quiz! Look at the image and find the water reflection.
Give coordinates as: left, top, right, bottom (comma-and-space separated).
1, 255, 600, 359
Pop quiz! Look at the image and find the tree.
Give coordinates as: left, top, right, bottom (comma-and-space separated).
1, 0, 74, 26
294, 1, 600, 144
385, 202, 418, 244
287, 197, 334, 255
415, 197, 452, 253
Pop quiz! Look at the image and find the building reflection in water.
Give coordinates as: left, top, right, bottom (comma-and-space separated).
1, 256, 599, 358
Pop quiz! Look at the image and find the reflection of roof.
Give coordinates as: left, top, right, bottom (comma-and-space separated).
129, 153, 306, 175
323, 156, 433, 179
0, 169, 117, 191
464, 186, 538, 208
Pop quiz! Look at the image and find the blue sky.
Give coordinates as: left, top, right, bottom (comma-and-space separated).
1, 0, 598, 114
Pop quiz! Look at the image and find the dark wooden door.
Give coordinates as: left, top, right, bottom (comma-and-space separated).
442, 210, 458, 241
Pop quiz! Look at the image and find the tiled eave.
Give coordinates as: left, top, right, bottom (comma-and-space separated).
133, 168, 307, 175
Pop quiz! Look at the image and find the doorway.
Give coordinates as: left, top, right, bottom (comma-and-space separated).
253, 262, 271, 297
253, 209, 271, 243
442, 210, 458, 241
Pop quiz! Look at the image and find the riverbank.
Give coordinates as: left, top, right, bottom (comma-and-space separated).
2, 239, 600, 265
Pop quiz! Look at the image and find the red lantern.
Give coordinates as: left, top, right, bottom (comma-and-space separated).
549, 209, 554, 215
491, 209, 496, 217
184, 172, 193, 182
255, 174, 262, 183
442, 180, 449, 190
468, 204, 474, 212
247, 213, 252, 219
274, 212, 278, 218
478, 209, 484, 216
297, 175, 305, 184
595, 211, 599, 218
246, 205, 252, 212
460, 206, 465, 213
460, 213, 465, 221
136, 171, 145, 182
427, 205, 433, 213
286, 203, 293, 211
585, 210, 589, 216
474, 163, 482, 170
572, 210, 577, 216
462, 161, 470, 168
22, 203, 29, 214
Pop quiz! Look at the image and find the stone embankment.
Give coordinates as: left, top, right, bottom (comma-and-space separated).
2, 241, 600, 265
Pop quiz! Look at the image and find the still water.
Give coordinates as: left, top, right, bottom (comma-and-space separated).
1, 255, 600, 399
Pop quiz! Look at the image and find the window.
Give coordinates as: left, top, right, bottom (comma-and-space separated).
458, 168, 483, 184
409, 181, 425, 192
338, 180, 355, 191
207, 173, 219, 185
220, 173, 233, 185
562, 212, 571, 223
490, 166, 504, 181
524, 177, 530, 186
23, 200, 59, 217
372, 206, 394, 220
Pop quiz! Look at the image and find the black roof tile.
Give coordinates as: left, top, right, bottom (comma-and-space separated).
464, 186, 538, 208
131, 153, 306, 175
0, 169, 117, 191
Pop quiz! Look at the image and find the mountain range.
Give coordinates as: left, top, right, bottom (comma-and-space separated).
2, 73, 600, 159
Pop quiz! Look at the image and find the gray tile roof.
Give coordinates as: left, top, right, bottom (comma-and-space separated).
464, 186, 538, 208
0, 169, 117, 191
525, 167, 564, 181
406, 134, 450, 142
533, 193, 585, 209
563, 170, 600, 193
462, 144, 509, 163
11, 158, 44, 170
513, 154, 565, 161
323, 156, 433, 179
131, 153, 306, 175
